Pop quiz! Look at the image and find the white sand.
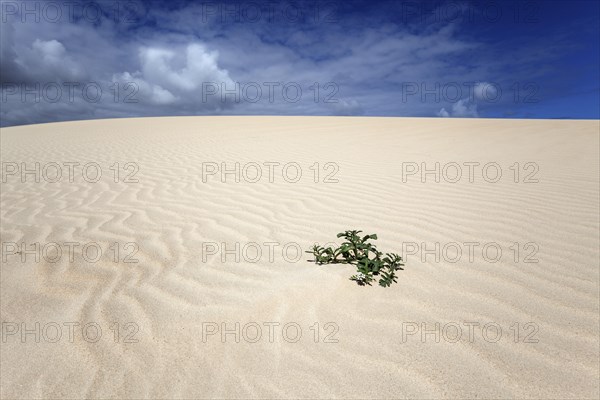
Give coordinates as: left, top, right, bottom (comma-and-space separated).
1, 116, 598, 399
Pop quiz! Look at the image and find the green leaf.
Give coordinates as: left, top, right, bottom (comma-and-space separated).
306, 230, 404, 287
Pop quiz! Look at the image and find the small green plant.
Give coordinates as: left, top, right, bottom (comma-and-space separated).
307, 230, 405, 287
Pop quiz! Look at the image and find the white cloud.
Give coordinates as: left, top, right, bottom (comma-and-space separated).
437, 99, 478, 118
438, 82, 497, 118
474, 82, 498, 101
6, 36, 85, 82
329, 98, 364, 116
138, 44, 233, 92
112, 43, 236, 109
437, 108, 450, 117
112, 71, 177, 105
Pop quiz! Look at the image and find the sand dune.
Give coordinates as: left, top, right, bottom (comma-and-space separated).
1, 116, 598, 399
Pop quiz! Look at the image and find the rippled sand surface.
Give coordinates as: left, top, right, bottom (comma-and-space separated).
1, 117, 598, 399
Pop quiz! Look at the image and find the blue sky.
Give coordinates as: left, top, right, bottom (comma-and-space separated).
0, 0, 598, 126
